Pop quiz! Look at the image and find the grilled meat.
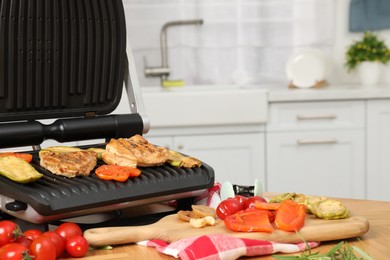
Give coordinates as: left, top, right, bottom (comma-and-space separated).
39, 149, 97, 178
102, 134, 169, 167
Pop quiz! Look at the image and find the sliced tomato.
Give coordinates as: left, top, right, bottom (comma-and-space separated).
274, 200, 306, 232
254, 201, 281, 211
0, 152, 33, 163
224, 210, 274, 233
95, 165, 141, 182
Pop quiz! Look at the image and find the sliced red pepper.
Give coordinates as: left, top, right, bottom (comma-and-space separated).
274, 200, 306, 232
254, 201, 281, 211
0, 152, 33, 163
238, 207, 276, 223
95, 165, 141, 182
224, 210, 274, 233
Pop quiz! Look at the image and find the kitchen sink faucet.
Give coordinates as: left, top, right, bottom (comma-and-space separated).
144, 19, 203, 85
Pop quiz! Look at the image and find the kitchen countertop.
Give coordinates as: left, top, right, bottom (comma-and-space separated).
72, 195, 390, 259
266, 83, 390, 102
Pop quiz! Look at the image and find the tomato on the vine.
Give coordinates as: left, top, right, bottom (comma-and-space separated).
23, 229, 43, 241
0, 220, 19, 247
216, 198, 243, 220
55, 222, 82, 243
15, 235, 33, 248
42, 231, 65, 258
66, 235, 89, 258
0, 243, 30, 260
29, 235, 56, 260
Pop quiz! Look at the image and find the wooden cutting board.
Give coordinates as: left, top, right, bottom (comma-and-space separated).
84, 213, 369, 247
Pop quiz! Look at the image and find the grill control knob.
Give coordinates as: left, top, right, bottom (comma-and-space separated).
5, 201, 28, 212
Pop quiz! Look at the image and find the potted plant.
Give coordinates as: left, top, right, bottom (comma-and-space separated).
345, 31, 390, 86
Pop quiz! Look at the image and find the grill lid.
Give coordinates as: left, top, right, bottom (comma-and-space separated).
0, 0, 127, 122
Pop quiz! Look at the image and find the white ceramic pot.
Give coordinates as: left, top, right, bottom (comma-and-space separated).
357, 61, 382, 86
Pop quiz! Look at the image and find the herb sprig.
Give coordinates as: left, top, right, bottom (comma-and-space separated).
272, 234, 372, 260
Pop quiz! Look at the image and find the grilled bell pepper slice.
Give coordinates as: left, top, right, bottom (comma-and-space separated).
274, 200, 306, 232
95, 165, 141, 182
0, 152, 33, 163
224, 210, 274, 233
254, 201, 281, 211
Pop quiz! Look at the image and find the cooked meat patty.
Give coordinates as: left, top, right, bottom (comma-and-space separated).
40, 150, 97, 178
102, 134, 169, 167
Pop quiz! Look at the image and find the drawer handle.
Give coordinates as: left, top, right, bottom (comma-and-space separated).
297, 138, 338, 145
296, 114, 337, 120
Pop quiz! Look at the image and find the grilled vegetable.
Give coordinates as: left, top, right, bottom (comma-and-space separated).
87, 148, 106, 160
0, 156, 43, 183
224, 210, 274, 232
0, 152, 33, 163
270, 193, 350, 220
309, 199, 350, 220
95, 165, 141, 182
274, 200, 306, 232
167, 150, 201, 168
40, 146, 82, 153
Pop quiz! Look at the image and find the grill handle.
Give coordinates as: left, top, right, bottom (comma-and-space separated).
0, 114, 143, 148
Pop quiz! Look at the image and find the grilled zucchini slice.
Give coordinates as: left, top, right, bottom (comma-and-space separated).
0, 156, 43, 183
40, 146, 82, 153
87, 148, 106, 160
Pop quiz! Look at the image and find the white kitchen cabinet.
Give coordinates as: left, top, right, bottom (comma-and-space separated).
266, 130, 365, 198
366, 100, 390, 201
266, 101, 366, 199
146, 132, 265, 186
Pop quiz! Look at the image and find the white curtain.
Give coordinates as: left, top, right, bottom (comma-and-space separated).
125, 0, 336, 87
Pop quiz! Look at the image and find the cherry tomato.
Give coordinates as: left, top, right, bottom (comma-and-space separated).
233, 195, 248, 207
66, 235, 89, 258
243, 196, 267, 209
0, 220, 19, 247
29, 235, 56, 260
23, 229, 43, 241
15, 235, 33, 248
42, 231, 65, 258
216, 198, 243, 220
55, 222, 82, 243
0, 243, 30, 260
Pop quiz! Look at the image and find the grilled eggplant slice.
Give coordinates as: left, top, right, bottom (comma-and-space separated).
0, 156, 43, 183
167, 150, 202, 168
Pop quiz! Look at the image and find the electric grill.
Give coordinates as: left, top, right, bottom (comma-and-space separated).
0, 0, 214, 227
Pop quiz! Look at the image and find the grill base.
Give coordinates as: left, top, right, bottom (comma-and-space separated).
0, 188, 205, 224
0, 147, 214, 224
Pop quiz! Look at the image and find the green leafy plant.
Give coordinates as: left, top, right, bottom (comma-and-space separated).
345, 31, 390, 72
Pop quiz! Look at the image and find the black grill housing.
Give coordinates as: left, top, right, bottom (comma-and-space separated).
0, 0, 215, 224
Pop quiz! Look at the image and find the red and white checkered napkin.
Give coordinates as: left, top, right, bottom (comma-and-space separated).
137, 234, 319, 260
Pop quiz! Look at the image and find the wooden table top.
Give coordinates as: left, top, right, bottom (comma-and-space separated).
63, 196, 390, 259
